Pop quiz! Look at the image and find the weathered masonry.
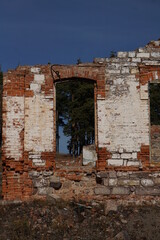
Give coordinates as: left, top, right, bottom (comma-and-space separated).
2, 39, 160, 201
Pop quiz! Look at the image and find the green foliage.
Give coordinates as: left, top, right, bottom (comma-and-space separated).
150, 83, 160, 125
77, 58, 82, 64
56, 79, 94, 156
110, 51, 116, 58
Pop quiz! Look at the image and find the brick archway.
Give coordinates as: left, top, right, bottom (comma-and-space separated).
50, 64, 106, 99
50, 64, 106, 166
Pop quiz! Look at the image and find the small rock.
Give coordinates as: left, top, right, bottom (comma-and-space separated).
50, 176, 60, 182
112, 187, 130, 195
103, 178, 109, 186
104, 200, 118, 215
98, 172, 108, 178
50, 182, 62, 190
48, 193, 61, 200
95, 186, 110, 195
109, 178, 118, 186
120, 218, 127, 224
141, 179, 154, 187
114, 231, 125, 240
109, 171, 117, 178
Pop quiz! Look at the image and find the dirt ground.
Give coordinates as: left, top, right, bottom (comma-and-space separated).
0, 198, 160, 240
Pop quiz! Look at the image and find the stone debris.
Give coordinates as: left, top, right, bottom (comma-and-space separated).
0, 199, 160, 239
104, 200, 118, 215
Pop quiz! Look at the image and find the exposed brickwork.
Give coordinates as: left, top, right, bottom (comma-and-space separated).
2, 66, 56, 200
51, 64, 106, 99
96, 39, 160, 173
138, 66, 160, 85
137, 145, 150, 169
97, 147, 111, 171
2, 63, 106, 200
2, 39, 160, 200
3, 71, 25, 97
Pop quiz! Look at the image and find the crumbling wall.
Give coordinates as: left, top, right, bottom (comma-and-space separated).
95, 39, 160, 171
2, 39, 160, 201
2, 66, 55, 200
2, 64, 106, 200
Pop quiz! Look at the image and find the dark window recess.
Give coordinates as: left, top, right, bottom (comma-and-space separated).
150, 83, 160, 125
150, 83, 160, 162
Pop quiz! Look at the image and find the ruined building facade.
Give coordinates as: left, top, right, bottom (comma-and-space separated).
2, 39, 160, 201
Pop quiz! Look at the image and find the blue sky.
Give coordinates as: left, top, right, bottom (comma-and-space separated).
0, 0, 160, 72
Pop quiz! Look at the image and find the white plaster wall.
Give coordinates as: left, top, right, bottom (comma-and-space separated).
98, 74, 149, 153
24, 72, 54, 166
24, 95, 54, 152
3, 96, 24, 160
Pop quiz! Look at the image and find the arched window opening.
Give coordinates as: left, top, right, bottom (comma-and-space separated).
56, 78, 95, 161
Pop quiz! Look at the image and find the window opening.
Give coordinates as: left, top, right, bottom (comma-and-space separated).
149, 82, 160, 162
56, 79, 95, 161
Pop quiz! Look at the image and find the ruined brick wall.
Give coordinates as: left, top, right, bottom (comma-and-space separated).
2, 39, 160, 201
95, 39, 160, 171
2, 64, 106, 200
2, 66, 55, 200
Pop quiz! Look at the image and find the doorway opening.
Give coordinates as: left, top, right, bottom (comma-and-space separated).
55, 78, 95, 167
149, 82, 160, 163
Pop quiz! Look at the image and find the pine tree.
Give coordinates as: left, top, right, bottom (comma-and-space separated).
56, 79, 94, 156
